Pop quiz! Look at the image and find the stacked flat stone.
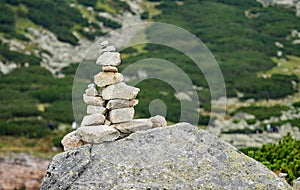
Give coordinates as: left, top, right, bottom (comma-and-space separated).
61, 41, 167, 151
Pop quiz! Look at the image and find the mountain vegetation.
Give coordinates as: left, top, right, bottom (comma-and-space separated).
241, 133, 300, 184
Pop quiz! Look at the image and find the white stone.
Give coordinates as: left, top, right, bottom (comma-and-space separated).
106, 99, 138, 110
112, 119, 153, 134
102, 66, 118, 72
100, 40, 109, 48
81, 113, 105, 126
150, 115, 167, 128
87, 105, 107, 115
85, 85, 98, 96
77, 125, 120, 144
96, 52, 121, 66
94, 72, 124, 87
61, 131, 84, 151
99, 45, 116, 55
83, 94, 105, 106
109, 107, 134, 124
102, 82, 140, 100
104, 119, 112, 125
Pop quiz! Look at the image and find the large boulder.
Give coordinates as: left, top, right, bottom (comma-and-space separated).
41, 123, 291, 190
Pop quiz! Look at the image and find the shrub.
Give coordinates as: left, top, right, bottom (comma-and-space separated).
78, 0, 97, 7
42, 101, 74, 123
243, 133, 300, 184
292, 101, 300, 108
141, 11, 149, 20
96, 16, 121, 29
234, 105, 289, 120
0, 119, 50, 138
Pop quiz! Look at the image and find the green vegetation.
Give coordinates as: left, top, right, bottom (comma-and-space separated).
0, 65, 74, 137
2, 0, 88, 44
96, 15, 121, 29
0, 0, 132, 44
233, 105, 289, 120
0, 43, 40, 65
241, 133, 300, 184
130, 0, 300, 102
293, 101, 300, 108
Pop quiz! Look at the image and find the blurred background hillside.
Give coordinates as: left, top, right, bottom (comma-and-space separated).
0, 0, 300, 189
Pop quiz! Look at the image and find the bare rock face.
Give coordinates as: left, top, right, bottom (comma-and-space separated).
41, 123, 292, 190
108, 107, 135, 124
77, 125, 120, 143
102, 82, 140, 100
94, 72, 124, 87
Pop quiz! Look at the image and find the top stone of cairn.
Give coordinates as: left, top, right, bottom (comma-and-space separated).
96, 41, 120, 66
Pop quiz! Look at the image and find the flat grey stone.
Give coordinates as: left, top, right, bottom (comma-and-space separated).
81, 113, 105, 126
112, 119, 153, 134
96, 52, 121, 66
94, 72, 124, 87
83, 94, 105, 106
41, 123, 292, 190
106, 99, 138, 110
86, 105, 106, 115
102, 82, 140, 100
108, 107, 134, 124
77, 125, 120, 144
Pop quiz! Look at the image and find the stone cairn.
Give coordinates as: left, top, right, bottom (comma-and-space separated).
61, 41, 167, 151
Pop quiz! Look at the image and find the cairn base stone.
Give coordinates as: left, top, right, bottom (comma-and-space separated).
81, 113, 105, 126
112, 119, 153, 134
61, 131, 84, 151
77, 125, 120, 144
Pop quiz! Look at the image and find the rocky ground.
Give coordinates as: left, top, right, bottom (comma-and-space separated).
207, 97, 300, 148
257, 0, 300, 16
0, 153, 49, 190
